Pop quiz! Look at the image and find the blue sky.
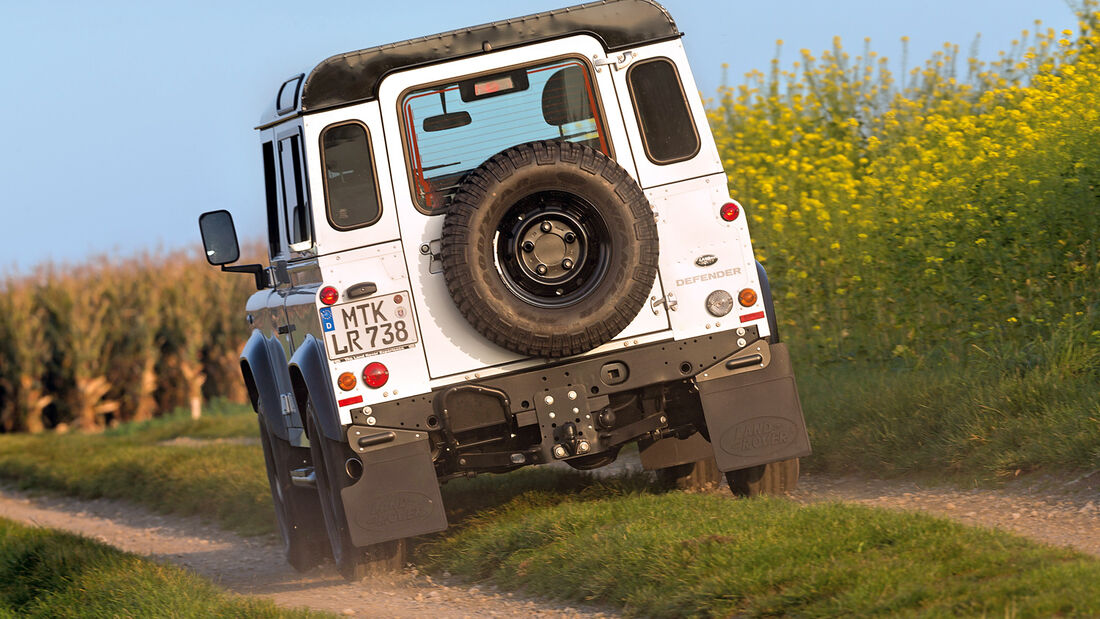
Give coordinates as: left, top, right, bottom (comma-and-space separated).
0, 1, 1077, 272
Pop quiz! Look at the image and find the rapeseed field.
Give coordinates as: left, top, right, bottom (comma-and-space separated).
711, 7, 1099, 364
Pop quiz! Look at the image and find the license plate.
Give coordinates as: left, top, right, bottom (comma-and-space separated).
319, 291, 417, 360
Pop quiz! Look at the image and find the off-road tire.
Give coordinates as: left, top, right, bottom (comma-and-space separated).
657, 457, 722, 489
725, 458, 800, 497
441, 140, 659, 358
257, 415, 328, 572
305, 401, 407, 580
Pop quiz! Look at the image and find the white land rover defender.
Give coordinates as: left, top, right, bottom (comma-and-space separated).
199, 0, 810, 579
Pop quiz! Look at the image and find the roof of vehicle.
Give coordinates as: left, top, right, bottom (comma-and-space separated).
259, 0, 679, 127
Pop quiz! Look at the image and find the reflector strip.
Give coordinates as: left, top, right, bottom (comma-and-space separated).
337, 395, 364, 407
740, 311, 766, 323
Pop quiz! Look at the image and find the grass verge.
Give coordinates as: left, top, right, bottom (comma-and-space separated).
797, 331, 1100, 481
0, 400, 275, 536
423, 473, 1100, 617
0, 516, 321, 617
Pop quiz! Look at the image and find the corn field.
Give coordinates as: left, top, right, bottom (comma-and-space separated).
0, 250, 255, 433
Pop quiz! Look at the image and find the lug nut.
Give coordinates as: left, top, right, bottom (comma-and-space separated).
522, 240, 535, 252
577, 440, 591, 453
536, 264, 548, 275
561, 258, 573, 270
564, 232, 576, 243
553, 445, 568, 459
540, 221, 553, 232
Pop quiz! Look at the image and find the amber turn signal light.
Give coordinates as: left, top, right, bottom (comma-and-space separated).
738, 288, 758, 307
337, 372, 357, 391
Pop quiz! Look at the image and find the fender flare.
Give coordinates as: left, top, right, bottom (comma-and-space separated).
289, 335, 343, 442
239, 330, 291, 442
755, 260, 781, 343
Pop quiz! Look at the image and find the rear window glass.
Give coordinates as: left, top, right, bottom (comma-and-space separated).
401, 58, 609, 213
321, 122, 381, 230
627, 58, 700, 164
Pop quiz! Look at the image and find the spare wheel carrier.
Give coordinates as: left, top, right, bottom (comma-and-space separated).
440, 140, 659, 358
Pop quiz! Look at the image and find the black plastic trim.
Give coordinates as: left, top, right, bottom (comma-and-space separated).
298, 0, 679, 114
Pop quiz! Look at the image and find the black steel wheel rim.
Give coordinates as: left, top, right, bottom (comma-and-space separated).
494, 190, 611, 308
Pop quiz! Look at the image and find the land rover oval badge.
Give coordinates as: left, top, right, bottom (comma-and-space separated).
695, 254, 718, 267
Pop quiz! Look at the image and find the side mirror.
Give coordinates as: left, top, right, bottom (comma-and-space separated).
197, 210, 267, 290
199, 210, 241, 266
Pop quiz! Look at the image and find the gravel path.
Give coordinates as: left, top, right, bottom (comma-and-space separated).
1, 466, 1097, 617
0, 486, 615, 618
788, 469, 1100, 557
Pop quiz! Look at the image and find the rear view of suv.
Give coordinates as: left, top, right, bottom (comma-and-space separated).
199, 0, 810, 579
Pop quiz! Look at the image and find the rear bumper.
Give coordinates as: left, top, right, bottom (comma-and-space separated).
336, 329, 810, 547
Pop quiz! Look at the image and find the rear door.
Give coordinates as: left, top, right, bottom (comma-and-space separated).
378, 36, 672, 381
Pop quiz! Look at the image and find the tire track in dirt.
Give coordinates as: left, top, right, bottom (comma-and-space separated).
0, 486, 616, 619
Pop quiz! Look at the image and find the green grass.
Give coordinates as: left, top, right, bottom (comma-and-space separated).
0, 401, 276, 536
0, 516, 323, 618
422, 475, 1100, 617
2, 401, 1100, 617
796, 329, 1100, 481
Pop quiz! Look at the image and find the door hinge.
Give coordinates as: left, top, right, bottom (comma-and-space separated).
650, 292, 678, 315
280, 393, 297, 420
593, 51, 637, 72
419, 239, 444, 274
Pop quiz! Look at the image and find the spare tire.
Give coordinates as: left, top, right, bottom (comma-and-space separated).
441, 140, 659, 358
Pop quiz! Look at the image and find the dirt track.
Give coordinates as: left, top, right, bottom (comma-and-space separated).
0, 486, 615, 618
1, 464, 1097, 617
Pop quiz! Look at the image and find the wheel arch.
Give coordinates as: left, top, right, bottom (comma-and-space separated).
289, 335, 343, 442
755, 260, 781, 343
240, 330, 291, 442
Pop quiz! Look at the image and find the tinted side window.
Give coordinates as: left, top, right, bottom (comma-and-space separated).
278, 134, 310, 246
320, 122, 381, 229
627, 58, 700, 164
261, 141, 280, 259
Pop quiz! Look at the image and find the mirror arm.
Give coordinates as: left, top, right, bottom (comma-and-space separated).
221, 264, 267, 290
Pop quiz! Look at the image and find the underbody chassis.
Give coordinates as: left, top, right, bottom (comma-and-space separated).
330, 327, 810, 548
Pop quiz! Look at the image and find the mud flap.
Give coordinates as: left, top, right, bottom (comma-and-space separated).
695, 341, 811, 472
340, 428, 447, 548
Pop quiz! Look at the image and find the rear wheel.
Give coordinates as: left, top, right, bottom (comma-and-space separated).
725, 458, 800, 497
305, 401, 406, 580
257, 415, 328, 571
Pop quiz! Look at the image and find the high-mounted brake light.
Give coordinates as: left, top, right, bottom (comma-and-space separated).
320, 286, 339, 305
720, 202, 740, 222
362, 362, 389, 389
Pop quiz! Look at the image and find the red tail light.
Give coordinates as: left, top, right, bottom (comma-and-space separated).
720, 202, 740, 222
362, 362, 389, 389
320, 286, 339, 305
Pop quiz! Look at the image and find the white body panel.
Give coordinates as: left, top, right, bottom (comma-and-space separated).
608, 39, 724, 189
